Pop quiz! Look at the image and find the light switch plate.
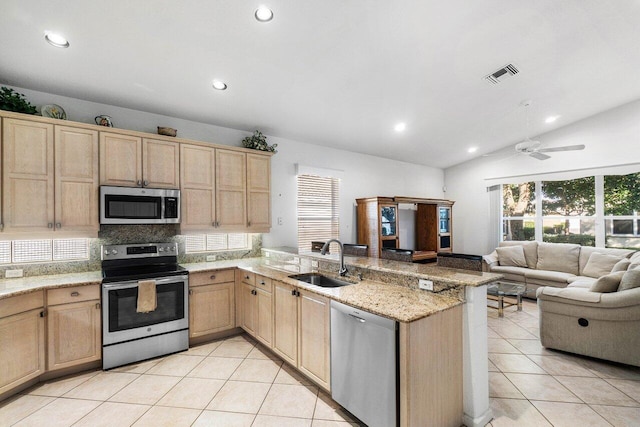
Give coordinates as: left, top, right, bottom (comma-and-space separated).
293, 256, 300, 264
6, 269, 24, 278
419, 279, 434, 291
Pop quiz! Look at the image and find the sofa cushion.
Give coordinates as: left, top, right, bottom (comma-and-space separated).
579, 246, 634, 275
568, 277, 597, 288
524, 269, 576, 283
590, 271, 625, 293
537, 242, 580, 275
540, 286, 602, 303
611, 258, 632, 273
496, 245, 528, 268
499, 241, 538, 269
618, 269, 640, 292
582, 252, 624, 278
489, 265, 528, 283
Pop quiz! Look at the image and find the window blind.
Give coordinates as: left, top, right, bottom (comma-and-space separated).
297, 174, 340, 253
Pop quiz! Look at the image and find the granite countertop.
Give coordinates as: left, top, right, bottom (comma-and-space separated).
184, 258, 463, 322
0, 271, 103, 300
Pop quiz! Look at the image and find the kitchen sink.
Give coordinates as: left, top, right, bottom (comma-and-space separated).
289, 273, 354, 288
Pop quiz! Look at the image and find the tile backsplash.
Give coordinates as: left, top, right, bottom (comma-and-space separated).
0, 225, 262, 278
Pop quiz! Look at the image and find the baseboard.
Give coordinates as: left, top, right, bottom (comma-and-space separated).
463, 407, 493, 427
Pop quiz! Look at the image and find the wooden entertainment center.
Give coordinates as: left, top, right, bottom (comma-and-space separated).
356, 197, 454, 261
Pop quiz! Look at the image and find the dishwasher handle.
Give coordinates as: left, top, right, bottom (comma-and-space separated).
348, 313, 366, 323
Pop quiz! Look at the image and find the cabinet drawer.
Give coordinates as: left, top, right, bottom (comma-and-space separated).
256, 275, 272, 293
190, 269, 235, 287
0, 291, 44, 318
47, 285, 100, 306
239, 270, 255, 286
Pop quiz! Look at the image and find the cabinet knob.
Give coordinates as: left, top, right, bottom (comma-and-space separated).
189, 289, 193, 295
0, 223, 4, 231
56, 222, 62, 229
95, 302, 101, 309
260, 281, 265, 285
71, 291, 80, 297
143, 180, 149, 187
48, 223, 53, 228
291, 289, 296, 296
245, 275, 250, 280
248, 221, 251, 227
210, 274, 216, 280
137, 180, 142, 186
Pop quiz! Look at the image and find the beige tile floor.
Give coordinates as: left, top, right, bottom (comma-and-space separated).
2, 299, 640, 426
487, 299, 640, 427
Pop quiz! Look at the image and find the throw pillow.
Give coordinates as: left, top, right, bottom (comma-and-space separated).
611, 258, 631, 273
536, 242, 580, 275
582, 252, 623, 278
496, 245, 527, 268
589, 271, 625, 293
618, 269, 640, 292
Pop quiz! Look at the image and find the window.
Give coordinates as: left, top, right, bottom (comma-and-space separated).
500, 172, 640, 249
297, 174, 340, 253
0, 238, 90, 264
184, 233, 251, 253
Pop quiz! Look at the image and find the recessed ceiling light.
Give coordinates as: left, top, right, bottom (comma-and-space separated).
212, 80, 228, 90
44, 31, 69, 48
255, 6, 274, 22
467, 147, 478, 153
545, 115, 560, 124
394, 122, 406, 132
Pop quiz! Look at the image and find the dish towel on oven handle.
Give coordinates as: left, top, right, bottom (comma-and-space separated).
137, 280, 157, 313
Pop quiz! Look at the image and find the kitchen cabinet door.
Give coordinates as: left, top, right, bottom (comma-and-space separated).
142, 138, 180, 188
54, 126, 99, 234
189, 282, 235, 338
255, 288, 273, 347
2, 119, 54, 233
272, 281, 298, 366
215, 149, 246, 230
240, 283, 257, 336
180, 143, 216, 231
298, 289, 331, 391
0, 308, 45, 395
99, 132, 142, 186
247, 153, 271, 232
47, 299, 101, 371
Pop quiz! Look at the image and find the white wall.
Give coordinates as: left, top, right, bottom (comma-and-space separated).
3, 85, 444, 248
444, 100, 640, 256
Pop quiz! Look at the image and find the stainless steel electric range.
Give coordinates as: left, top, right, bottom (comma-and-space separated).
101, 242, 189, 370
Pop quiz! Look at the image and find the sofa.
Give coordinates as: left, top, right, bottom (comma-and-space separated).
483, 241, 638, 294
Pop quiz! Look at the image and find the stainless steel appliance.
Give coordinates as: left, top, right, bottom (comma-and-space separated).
100, 185, 180, 224
101, 242, 188, 369
330, 300, 398, 427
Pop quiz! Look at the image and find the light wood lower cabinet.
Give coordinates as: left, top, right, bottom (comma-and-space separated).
273, 281, 298, 365
237, 271, 273, 347
46, 285, 101, 371
255, 288, 273, 347
189, 270, 236, 339
240, 283, 257, 335
0, 292, 45, 396
297, 289, 331, 390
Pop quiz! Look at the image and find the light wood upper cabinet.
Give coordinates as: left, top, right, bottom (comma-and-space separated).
99, 133, 142, 187
298, 290, 331, 390
55, 126, 99, 233
273, 281, 298, 366
143, 138, 180, 188
2, 119, 54, 233
0, 292, 45, 396
180, 143, 216, 231
247, 153, 271, 232
216, 149, 247, 230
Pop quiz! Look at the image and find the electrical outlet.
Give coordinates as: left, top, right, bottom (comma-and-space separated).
5, 269, 24, 278
206, 255, 216, 262
419, 279, 434, 291
277, 217, 283, 225
265, 251, 270, 257
292, 257, 300, 264
311, 260, 319, 268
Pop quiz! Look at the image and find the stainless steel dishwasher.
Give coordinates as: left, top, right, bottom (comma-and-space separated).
330, 300, 398, 427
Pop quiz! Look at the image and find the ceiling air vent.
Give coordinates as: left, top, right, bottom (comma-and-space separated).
484, 63, 519, 84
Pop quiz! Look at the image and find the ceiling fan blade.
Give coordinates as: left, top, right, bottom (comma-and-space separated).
538, 144, 586, 153
529, 152, 551, 160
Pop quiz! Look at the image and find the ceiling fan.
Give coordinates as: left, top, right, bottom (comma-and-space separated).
512, 100, 585, 160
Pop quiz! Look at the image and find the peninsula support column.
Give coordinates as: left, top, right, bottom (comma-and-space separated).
463, 285, 492, 427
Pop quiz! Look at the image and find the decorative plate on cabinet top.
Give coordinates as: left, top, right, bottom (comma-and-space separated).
41, 104, 67, 119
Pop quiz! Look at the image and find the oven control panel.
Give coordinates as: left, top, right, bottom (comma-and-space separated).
102, 243, 178, 260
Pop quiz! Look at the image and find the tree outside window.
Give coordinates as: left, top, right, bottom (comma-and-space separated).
502, 182, 535, 241
542, 177, 595, 246
604, 172, 640, 249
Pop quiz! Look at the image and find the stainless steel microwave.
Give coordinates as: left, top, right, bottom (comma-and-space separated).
100, 186, 180, 224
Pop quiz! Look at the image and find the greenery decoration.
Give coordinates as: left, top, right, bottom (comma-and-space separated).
242, 130, 277, 153
0, 87, 37, 114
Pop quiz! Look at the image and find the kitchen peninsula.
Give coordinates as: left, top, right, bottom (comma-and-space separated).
0, 249, 501, 427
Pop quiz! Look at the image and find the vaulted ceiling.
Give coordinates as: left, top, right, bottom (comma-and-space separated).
1, 1, 639, 168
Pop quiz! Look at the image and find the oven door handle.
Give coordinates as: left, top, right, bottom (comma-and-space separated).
102, 275, 189, 290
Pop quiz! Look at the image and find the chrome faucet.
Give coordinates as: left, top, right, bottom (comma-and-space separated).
321, 239, 348, 276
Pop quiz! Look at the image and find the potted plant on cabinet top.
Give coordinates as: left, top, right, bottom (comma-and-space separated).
0, 86, 37, 114
242, 130, 277, 153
